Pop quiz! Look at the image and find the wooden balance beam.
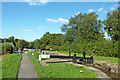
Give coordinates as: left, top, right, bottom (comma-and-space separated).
39, 53, 94, 64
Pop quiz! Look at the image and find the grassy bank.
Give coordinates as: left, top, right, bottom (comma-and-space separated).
2, 53, 22, 78
28, 51, 97, 79
49, 51, 118, 64
0, 56, 2, 79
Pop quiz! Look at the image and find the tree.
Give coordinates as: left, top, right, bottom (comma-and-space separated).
28, 42, 34, 49
40, 43, 46, 50
0, 43, 14, 54
103, 8, 120, 42
33, 39, 41, 49
39, 32, 64, 50
14, 38, 19, 50
16, 40, 29, 50
40, 32, 51, 46
61, 12, 104, 41
0, 38, 4, 43
7, 36, 14, 43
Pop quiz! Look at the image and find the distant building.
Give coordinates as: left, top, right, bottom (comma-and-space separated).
24, 48, 28, 53
28, 49, 33, 52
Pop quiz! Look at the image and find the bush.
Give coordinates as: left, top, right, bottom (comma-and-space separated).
52, 45, 59, 51
45, 45, 54, 50
58, 39, 118, 57
0, 43, 13, 54
40, 43, 46, 50
59, 41, 70, 51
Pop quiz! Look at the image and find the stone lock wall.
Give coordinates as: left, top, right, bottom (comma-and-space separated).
94, 60, 120, 75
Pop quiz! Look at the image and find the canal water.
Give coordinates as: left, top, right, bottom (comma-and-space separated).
94, 66, 119, 80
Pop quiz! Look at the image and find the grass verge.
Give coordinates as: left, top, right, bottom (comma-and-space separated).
2, 53, 22, 78
28, 51, 97, 79
0, 56, 2, 79
49, 51, 118, 64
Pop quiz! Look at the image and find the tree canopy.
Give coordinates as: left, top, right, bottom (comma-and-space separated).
103, 8, 120, 42
61, 12, 104, 42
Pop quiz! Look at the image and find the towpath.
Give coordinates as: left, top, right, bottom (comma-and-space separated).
18, 53, 38, 79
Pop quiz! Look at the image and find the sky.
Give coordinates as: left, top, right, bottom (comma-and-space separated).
1, 0, 119, 41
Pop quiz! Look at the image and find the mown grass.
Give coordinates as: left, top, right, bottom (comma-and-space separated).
0, 56, 2, 79
28, 51, 97, 79
49, 51, 118, 64
2, 53, 22, 78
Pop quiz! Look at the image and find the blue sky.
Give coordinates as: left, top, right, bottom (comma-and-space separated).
2, 1, 119, 41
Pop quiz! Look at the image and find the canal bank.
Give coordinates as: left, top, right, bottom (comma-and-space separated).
45, 51, 119, 79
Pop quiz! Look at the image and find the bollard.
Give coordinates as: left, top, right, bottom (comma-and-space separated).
32, 53, 34, 55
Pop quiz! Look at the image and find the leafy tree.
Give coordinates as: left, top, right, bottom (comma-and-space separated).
40, 32, 64, 49
0, 38, 4, 43
7, 36, 14, 42
14, 38, 19, 50
16, 40, 29, 50
103, 8, 120, 42
33, 39, 41, 49
0, 43, 14, 53
61, 12, 104, 41
28, 42, 34, 49
40, 43, 46, 50
14, 38, 19, 43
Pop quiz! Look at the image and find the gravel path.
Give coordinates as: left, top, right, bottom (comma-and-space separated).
18, 53, 38, 79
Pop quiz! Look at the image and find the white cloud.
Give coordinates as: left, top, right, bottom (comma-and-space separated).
46, 18, 58, 23
38, 3, 41, 5
1, 0, 120, 2
30, 29, 33, 31
103, 11, 107, 14
20, 29, 33, 32
24, 0, 30, 2
114, 4, 120, 7
73, 12, 80, 17
88, 8, 94, 12
110, 7, 115, 11
39, 0, 49, 5
114, 4, 118, 7
29, 2, 37, 6
46, 18, 69, 23
98, 8, 103, 12
38, 27, 48, 29
58, 18, 69, 23
25, 0, 49, 6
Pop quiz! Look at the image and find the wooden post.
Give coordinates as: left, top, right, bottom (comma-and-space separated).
69, 51, 71, 56
73, 54, 76, 63
83, 51, 86, 62
90, 56, 94, 63
83, 52, 85, 59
